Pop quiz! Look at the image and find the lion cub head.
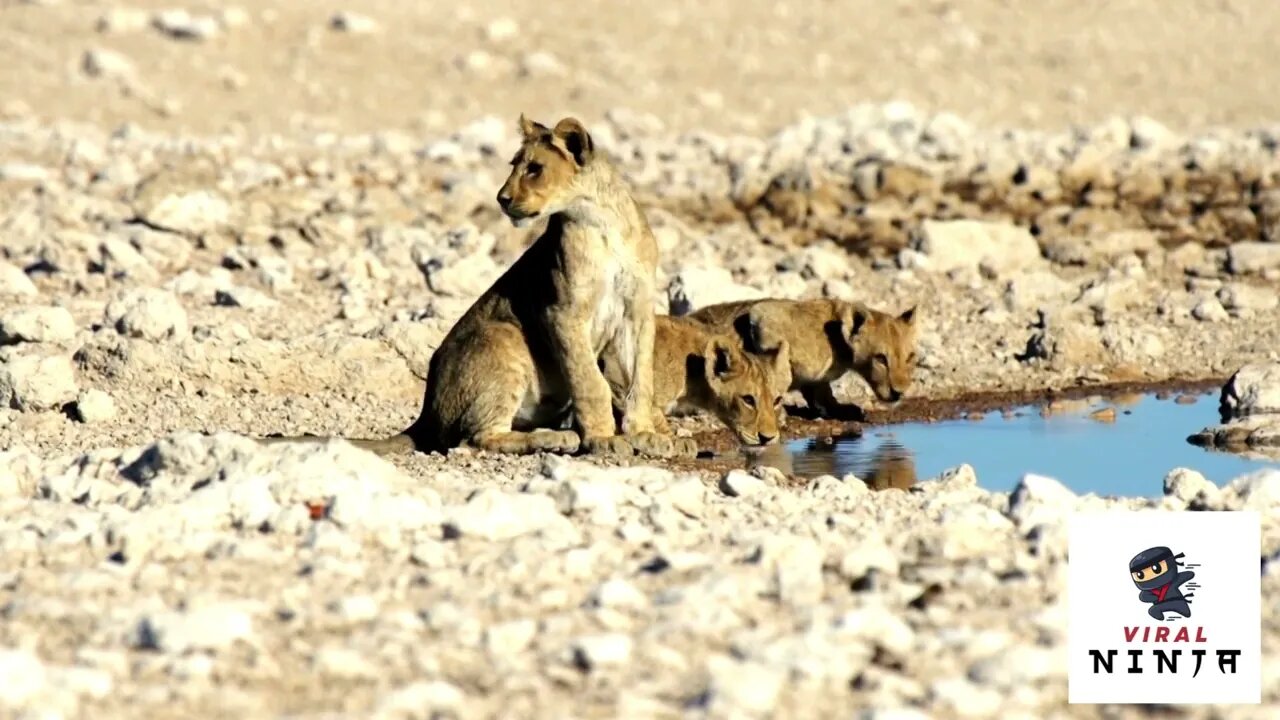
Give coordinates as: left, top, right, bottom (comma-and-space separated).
842, 304, 919, 404
702, 336, 792, 446
496, 114, 597, 228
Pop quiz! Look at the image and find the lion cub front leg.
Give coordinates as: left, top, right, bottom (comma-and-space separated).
547, 311, 633, 457
619, 307, 682, 458
799, 383, 865, 422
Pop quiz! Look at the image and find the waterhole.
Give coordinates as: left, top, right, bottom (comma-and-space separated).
747, 390, 1279, 497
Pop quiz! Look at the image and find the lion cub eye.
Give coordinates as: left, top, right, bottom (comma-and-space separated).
906, 353, 918, 365
874, 353, 889, 366
526, 161, 542, 177
773, 396, 784, 407
741, 395, 757, 408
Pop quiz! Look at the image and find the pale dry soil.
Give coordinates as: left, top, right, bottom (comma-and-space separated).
2, 1, 1280, 718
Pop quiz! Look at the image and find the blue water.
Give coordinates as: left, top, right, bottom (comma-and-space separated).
774, 391, 1279, 497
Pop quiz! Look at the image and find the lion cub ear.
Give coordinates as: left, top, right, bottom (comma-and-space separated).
768, 339, 791, 370
518, 114, 550, 139
553, 117, 595, 166
898, 306, 918, 325
844, 303, 872, 338
703, 336, 738, 383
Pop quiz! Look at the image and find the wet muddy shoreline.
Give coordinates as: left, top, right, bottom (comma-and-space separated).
680, 375, 1228, 479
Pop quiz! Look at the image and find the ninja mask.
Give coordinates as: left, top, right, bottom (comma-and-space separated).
1130, 546, 1175, 595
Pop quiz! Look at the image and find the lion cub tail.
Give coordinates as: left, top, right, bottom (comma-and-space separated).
256, 432, 418, 457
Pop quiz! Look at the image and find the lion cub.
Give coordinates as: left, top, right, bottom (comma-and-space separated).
263, 115, 675, 457
384, 114, 678, 457
601, 315, 792, 447
690, 298, 918, 421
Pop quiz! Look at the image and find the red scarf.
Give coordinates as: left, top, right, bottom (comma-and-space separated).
1153, 583, 1171, 602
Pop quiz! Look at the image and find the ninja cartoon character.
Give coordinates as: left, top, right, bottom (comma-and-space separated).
1129, 546, 1196, 620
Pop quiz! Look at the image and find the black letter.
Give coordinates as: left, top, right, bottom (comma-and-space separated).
1089, 649, 1115, 674
1128, 649, 1143, 674
1192, 649, 1206, 678
1218, 650, 1241, 674
1155, 649, 1179, 674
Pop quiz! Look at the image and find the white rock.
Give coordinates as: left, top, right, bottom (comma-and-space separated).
719, 469, 767, 497
939, 504, 1015, 559
97, 8, 151, 33
662, 477, 706, 518
0, 262, 38, 297
755, 534, 824, 605
72, 389, 116, 423
705, 655, 784, 714
485, 619, 538, 657
313, 646, 377, 679
329, 595, 380, 623
911, 220, 1043, 274
444, 489, 565, 541
518, 51, 565, 77
376, 680, 465, 718
82, 48, 135, 79
0, 162, 49, 182
1227, 469, 1280, 510
1163, 468, 1217, 503
1006, 473, 1077, 527
0, 649, 47, 707
484, 17, 519, 41
1220, 363, 1280, 419
104, 288, 189, 341
667, 267, 764, 316
0, 306, 76, 345
1217, 283, 1279, 313
836, 606, 915, 655
571, 633, 633, 670
214, 286, 277, 310
937, 463, 978, 488
837, 538, 900, 580
1128, 116, 1175, 150
0, 352, 78, 411
1227, 242, 1280, 275
136, 604, 256, 653
420, 252, 499, 298
329, 11, 379, 34
589, 578, 648, 610
141, 190, 230, 236
152, 9, 220, 41
553, 477, 624, 526
930, 678, 1004, 718
99, 236, 158, 280
1191, 296, 1229, 322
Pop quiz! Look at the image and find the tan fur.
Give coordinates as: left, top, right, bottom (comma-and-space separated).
267, 115, 674, 457
602, 315, 792, 447
690, 298, 919, 420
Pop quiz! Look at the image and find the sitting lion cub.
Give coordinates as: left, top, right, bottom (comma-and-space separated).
601, 315, 792, 448
399, 114, 676, 456
690, 298, 918, 421
267, 115, 676, 457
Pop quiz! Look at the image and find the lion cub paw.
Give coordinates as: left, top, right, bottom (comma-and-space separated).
671, 437, 700, 458
627, 431, 676, 459
529, 429, 581, 454
581, 435, 635, 457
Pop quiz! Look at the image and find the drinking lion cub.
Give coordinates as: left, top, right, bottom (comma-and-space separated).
691, 298, 918, 421
601, 315, 792, 448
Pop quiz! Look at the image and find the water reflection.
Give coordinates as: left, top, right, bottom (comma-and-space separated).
749, 437, 918, 490
745, 391, 1280, 497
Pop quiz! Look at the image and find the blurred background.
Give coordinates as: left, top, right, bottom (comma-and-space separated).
2, 0, 1276, 137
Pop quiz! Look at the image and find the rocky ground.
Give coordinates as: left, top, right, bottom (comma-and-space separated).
3, 1, 1280, 718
